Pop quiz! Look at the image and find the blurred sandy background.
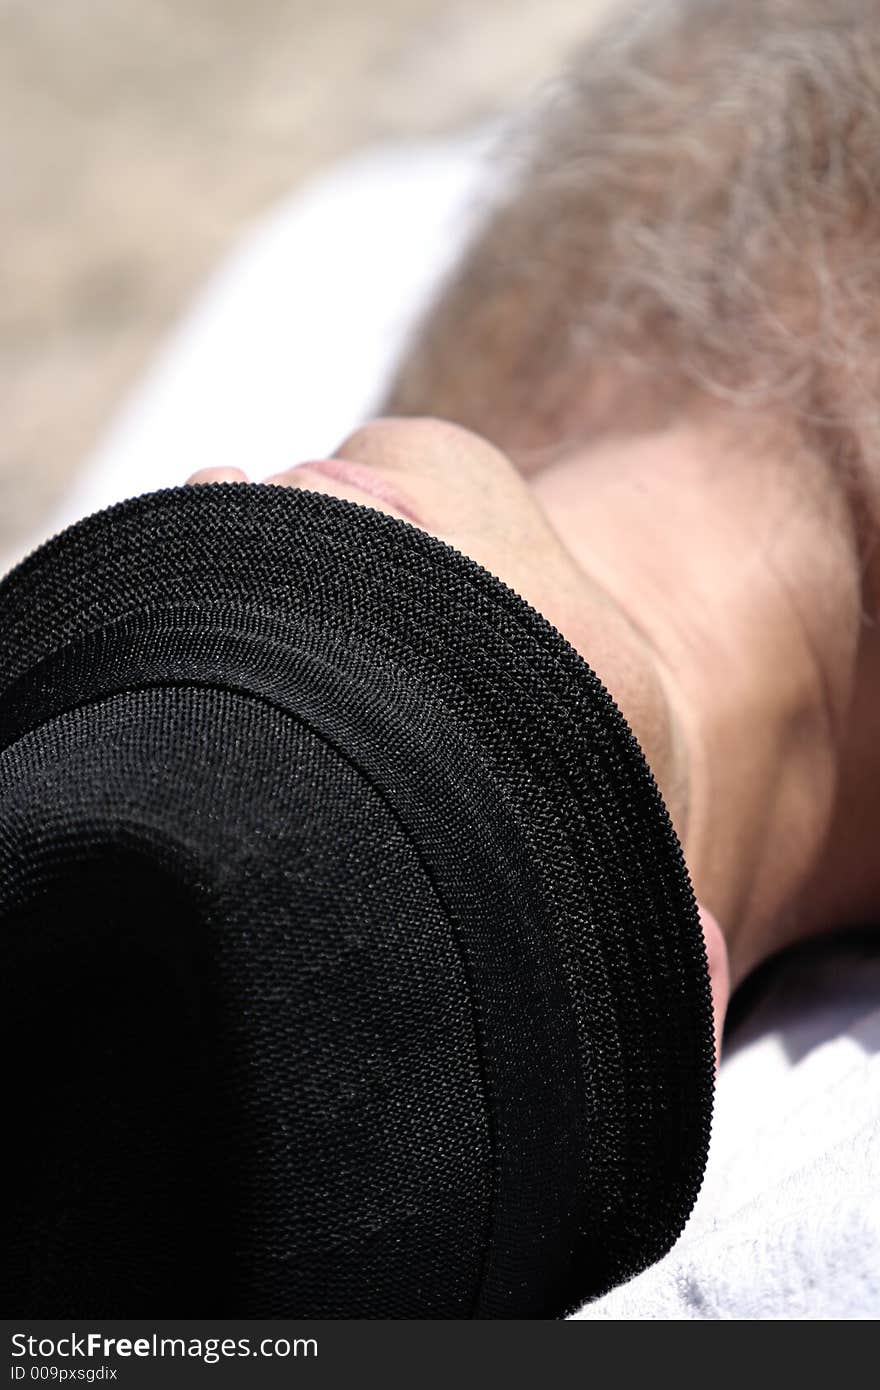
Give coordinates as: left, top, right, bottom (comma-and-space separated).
1, 0, 616, 569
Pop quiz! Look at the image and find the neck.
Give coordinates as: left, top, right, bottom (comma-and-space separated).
530, 416, 870, 991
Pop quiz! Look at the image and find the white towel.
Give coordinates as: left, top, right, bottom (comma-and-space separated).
576, 931, 880, 1318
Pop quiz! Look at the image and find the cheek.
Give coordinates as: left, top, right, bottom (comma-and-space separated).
437, 480, 582, 607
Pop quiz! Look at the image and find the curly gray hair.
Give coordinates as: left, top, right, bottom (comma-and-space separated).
385, 0, 880, 510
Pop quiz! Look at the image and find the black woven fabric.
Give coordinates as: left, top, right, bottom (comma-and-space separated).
0, 484, 715, 1318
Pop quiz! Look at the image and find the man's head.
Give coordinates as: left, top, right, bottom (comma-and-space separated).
187, 0, 880, 1012
315, 0, 880, 994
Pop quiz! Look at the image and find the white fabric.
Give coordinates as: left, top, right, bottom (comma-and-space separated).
14, 134, 880, 1319
6, 127, 502, 573
576, 932, 880, 1319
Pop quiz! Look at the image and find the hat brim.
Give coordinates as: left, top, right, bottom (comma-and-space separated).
0, 484, 715, 1314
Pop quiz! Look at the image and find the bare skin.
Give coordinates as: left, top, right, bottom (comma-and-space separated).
182, 3, 880, 1077
186, 398, 878, 1064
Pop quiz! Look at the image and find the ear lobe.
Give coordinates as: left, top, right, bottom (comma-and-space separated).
698, 902, 730, 1070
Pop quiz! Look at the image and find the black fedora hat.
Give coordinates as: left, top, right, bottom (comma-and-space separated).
0, 483, 714, 1318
